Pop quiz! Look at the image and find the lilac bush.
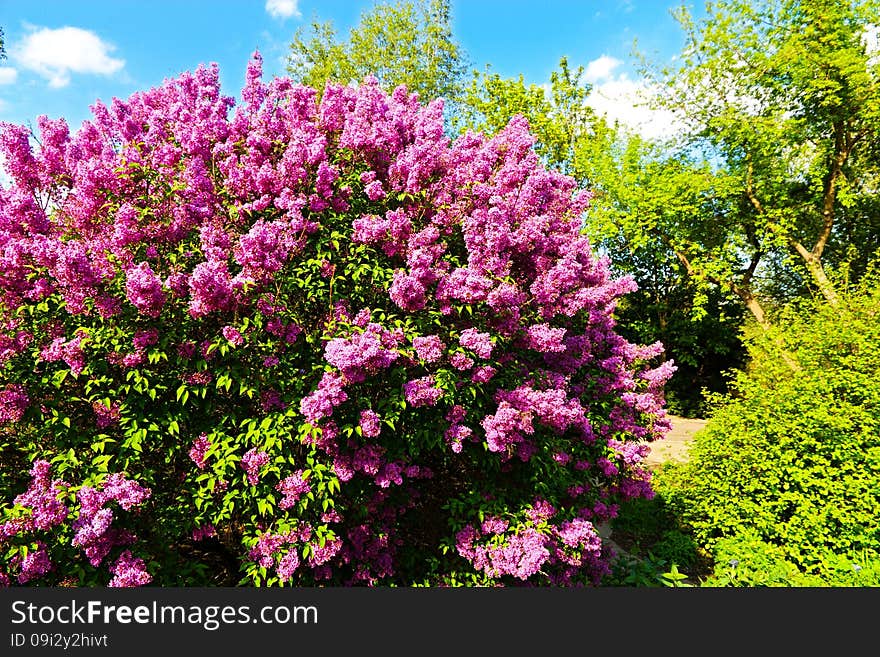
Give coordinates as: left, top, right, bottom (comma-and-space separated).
0, 52, 674, 586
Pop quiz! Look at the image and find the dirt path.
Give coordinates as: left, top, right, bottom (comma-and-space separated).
597, 416, 709, 571
642, 415, 707, 468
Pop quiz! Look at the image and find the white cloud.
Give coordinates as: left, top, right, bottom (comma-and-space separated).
584, 55, 622, 84
576, 55, 685, 141
587, 74, 684, 142
265, 0, 301, 20
864, 24, 879, 68
0, 67, 17, 85
15, 26, 124, 88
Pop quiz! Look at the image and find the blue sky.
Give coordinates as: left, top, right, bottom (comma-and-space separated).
0, 1, 699, 137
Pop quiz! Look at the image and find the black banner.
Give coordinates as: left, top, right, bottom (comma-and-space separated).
0, 586, 873, 653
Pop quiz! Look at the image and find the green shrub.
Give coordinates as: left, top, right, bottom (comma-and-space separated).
702, 533, 880, 587
654, 267, 880, 584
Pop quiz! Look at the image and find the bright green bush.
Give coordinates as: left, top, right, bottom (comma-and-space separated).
701, 532, 880, 587
654, 267, 880, 584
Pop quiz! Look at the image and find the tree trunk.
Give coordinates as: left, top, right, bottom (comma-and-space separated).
791, 239, 841, 307
667, 238, 802, 373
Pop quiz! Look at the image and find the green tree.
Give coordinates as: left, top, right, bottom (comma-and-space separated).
286, 0, 467, 106
455, 57, 609, 179
641, 0, 880, 318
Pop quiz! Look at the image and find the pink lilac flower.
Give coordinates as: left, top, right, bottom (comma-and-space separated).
16, 542, 52, 584
0, 384, 29, 423
248, 533, 286, 569
92, 401, 121, 429
323, 323, 401, 383
375, 462, 404, 488
177, 341, 197, 359
527, 499, 557, 523
188, 260, 235, 317
481, 517, 509, 534
319, 260, 336, 278
57, 335, 86, 376
221, 325, 244, 346
108, 550, 152, 587
322, 509, 342, 523
276, 470, 310, 509
260, 389, 286, 412
189, 434, 211, 469
525, 323, 567, 353
192, 524, 217, 541
124, 262, 166, 318
241, 448, 269, 486
277, 549, 300, 582
101, 473, 152, 510
411, 335, 444, 363
234, 219, 295, 278
71, 474, 150, 567
596, 457, 619, 477
444, 423, 472, 453
388, 271, 427, 311
184, 371, 212, 385
471, 365, 496, 383
307, 537, 342, 566
299, 372, 348, 424
459, 328, 494, 359
364, 180, 385, 201
358, 409, 382, 438
13, 461, 69, 531
403, 376, 442, 408
121, 352, 145, 368
133, 328, 159, 350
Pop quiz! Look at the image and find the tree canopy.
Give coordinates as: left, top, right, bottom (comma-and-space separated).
286, 0, 468, 108
642, 0, 880, 314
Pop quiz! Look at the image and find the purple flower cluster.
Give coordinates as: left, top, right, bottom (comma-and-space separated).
192, 524, 217, 541
358, 409, 382, 438
188, 434, 211, 469
72, 473, 151, 567
411, 334, 444, 363
456, 509, 608, 585
188, 261, 236, 317
125, 263, 166, 318
108, 550, 152, 587
459, 328, 494, 359
456, 523, 550, 581
247, 526, 310, 583
525, 323, 567, 353
276, 470, 310, 509
241, 449, 269, 486
133, 328, 159, 351
323, 322, 401, 383
0, 384, 29, 423
403, 376, 443, 408
299, 372, 348, 424
221, 325, 245, 346
13, 461, 69, 531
